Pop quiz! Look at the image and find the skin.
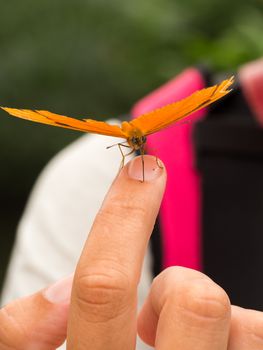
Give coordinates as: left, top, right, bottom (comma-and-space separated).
1, 155, 263, 349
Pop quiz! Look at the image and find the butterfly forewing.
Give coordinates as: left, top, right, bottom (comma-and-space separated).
130, 77, 234, 135
1, 76, 234, 140
1, 107, 125, 137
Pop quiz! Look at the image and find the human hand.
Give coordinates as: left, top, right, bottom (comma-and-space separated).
1, 155, 263, 349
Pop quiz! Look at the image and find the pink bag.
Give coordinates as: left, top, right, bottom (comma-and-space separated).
131, 67, 206, 270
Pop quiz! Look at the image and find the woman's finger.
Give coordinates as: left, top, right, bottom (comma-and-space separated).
0, 275, 73, 350
228, 305, 263, 349
67, 155, 166, 350
138, 266, 231, 350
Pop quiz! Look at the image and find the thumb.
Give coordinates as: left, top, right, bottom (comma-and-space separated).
0, 275, 73, 350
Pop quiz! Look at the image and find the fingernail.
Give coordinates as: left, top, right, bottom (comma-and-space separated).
44, 275, 73, 304
127, 155, 164, 181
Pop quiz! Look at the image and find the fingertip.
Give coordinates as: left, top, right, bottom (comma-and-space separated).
44, 274, 73, 305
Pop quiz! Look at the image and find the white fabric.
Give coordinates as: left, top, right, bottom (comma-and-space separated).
1, 123, 153, 349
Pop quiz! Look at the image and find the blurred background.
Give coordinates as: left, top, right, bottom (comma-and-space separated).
0, 0, 262, 290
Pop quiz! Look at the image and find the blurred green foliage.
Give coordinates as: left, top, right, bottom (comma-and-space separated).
0, 0, 262, 287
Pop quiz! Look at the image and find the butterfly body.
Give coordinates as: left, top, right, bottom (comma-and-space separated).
121, 121, 146, 150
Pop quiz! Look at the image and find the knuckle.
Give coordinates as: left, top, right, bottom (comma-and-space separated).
74, 268, 133, 321
155, 267, 230, 322
175, 279, 230, 321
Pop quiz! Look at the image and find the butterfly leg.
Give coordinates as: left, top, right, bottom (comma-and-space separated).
139, 145, 145, 182
118, 143, 126, 169
117, 143, 134, 170
156, 157, 164, 169
144, 146, 163, 169
106, 141, 129, 149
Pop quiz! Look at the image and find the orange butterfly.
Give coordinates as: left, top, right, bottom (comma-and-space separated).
1, 76, 234, 180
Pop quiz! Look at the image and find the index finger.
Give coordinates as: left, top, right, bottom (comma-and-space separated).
67, 155, 166, 350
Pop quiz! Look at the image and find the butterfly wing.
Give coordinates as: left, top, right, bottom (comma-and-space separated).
130, 76, 234, 135
1, 107, 125, 137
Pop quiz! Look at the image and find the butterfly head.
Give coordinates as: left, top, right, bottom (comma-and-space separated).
128, 134, 147, 150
